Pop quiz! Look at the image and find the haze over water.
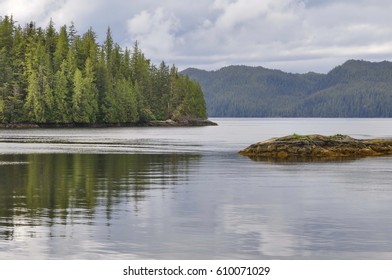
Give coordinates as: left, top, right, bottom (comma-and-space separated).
1, 118, 392, 259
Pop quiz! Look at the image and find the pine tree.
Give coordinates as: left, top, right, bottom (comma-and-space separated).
72, 68, 86, 123
127, 81, 138, 122
83, 57, 98, 122
102, 80, 116, 123
68, 21, 77, 45
95, 48, 110, 122
0, 17, 209, 124
112, 77, 138, 123
79, 27, 98, 70
104, 27, 113, 66
4, 82, 24, 121
53, 25, 69, 73
72, 59, 98, 123
175, 76, 207, 119
24, 37, 53, 123
45, 19, 57, 63
0, 16, 15, 122
130, 42, 155, 120
24, 69, 45, 122
154, 61, 170, 119
52, 62, 70, 122
134, 81, 153, 122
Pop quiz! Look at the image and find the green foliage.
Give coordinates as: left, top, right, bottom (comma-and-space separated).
0, 16, 208, 124
52, 63, 70, 122
0, 99, 3, 121
72, 69, 88, 122
174, 76, 207, 120
183, 60, 392, 117
24, 70, 45, 122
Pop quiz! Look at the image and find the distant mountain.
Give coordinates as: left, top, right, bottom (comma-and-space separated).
182, 60, 392, 117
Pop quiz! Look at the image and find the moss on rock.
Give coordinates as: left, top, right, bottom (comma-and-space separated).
239, 134, 392, 160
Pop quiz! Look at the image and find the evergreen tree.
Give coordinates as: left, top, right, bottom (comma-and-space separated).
52, 62, 70, 122
130, 42, 155, 120
12, 26, 27, 99
175, 76, 207, 120
53, 25, 69, 73
151, 61, 170, 119
68, 22, 77, 45
134, 81, 154, 122
113, 77, 138, 123
24, 69, 45, 122
72, 60, 98, 123
95, 48, 110, 121
0, 16, 15, 121
45, 19, 57, 64
3, 82, 24, 122
79, 27, 98, 69
104, 27, 113, 66
0, 17, 209, 124
72, 68, 86, 122
24, 38, 53, 122
127, 81, 139, 122
83, 58, 98, 122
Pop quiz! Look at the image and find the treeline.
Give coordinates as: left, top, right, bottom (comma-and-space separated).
0, 16, 207, 124
182, 60, 392, 117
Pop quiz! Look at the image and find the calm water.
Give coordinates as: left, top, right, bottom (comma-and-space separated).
1, 118, 392, 259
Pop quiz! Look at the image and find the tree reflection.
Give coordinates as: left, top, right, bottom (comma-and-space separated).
0, 153, 199, 239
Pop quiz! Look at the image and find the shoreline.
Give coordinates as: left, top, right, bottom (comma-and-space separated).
0, 119, 218, 129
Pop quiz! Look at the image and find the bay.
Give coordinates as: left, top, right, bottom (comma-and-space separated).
1, 118, 392, 259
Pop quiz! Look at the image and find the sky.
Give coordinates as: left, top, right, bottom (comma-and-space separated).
1, 0, 392, 73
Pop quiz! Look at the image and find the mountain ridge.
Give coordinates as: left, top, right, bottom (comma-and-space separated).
182, 59, 392, 117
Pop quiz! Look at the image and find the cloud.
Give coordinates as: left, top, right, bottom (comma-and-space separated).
175, 0, 307, 67
212, 0, 271, 30
2, 0, 392, 73
127, 8, 181, 58
0, 0, 106, 39
0, 0, 61, 23
174, 0, 392, 72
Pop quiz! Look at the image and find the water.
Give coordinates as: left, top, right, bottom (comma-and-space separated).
1, 118, 392, 259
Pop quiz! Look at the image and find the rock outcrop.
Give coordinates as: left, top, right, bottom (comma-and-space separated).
0, 119, 217, 129
239, 134, 392, 160
148, 118, 218, 127
0, 123, 40, 129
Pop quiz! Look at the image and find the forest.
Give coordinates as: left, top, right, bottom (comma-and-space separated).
183, 60, 392, 117
0, 16, 207, 125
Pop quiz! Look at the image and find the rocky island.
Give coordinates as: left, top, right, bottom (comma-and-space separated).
239, 134, 392, 160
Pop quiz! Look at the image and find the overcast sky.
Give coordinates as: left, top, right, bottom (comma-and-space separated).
1, 0, 392, 73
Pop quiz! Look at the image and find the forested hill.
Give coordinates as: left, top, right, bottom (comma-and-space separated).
182, 60, 392, 117
0, 16, 207, 125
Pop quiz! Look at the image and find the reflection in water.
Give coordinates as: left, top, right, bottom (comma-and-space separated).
0, 153, 198, 241
2, 119, 392, 259
2, 152, 392, 259
244, 155, 366, 163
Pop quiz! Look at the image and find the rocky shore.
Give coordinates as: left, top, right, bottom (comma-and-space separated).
0, 123, 40, 129
148, 118, 217, 127
0, 119, 217, 129
239, 134, 392, 160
